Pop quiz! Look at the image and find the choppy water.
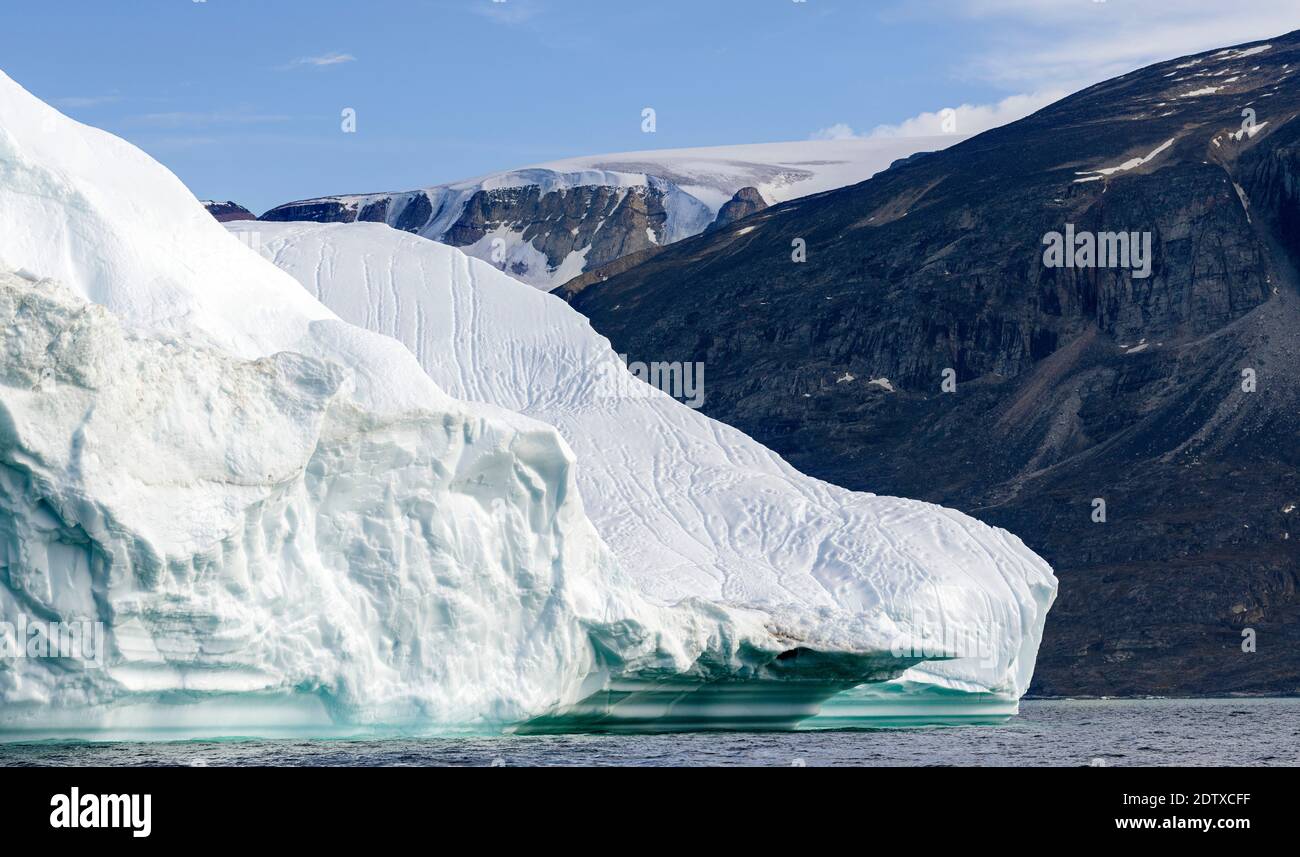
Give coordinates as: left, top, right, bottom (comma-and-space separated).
1, 698, 1296, 767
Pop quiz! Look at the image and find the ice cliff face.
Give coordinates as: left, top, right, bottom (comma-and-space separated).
0, 69, 920, 737
0, 271, 626, 729
235, 219, 1059, 726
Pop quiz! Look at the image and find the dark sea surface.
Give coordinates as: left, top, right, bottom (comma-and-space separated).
1, 698, 1296, 767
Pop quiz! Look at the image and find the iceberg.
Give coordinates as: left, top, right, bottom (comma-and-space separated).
235, 219, 1059, 729
0, 69, 933, 738
0, 65, 1054, 737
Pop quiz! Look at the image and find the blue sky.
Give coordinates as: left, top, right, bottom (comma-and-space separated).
5, 0, 1298, 213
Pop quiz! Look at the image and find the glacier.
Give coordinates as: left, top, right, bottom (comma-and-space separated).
234, 219, 1059, 730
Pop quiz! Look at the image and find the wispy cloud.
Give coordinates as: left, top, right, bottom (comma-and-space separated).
54, 94, 124, 109
124, 110, 295, 129
870, 89, 1065, 136
139, 135, 224, 152
472, 0, 542, 26
935, 0, 1300, 91
813, 89, 1065, 141
284, 52, 356, 69
832, 0, 1300, 146
810, 123, 858, 141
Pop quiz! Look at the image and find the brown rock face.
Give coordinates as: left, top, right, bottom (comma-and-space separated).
705, 186, 768, 233
260, 196, 403, 226
444, 184, 669, 269
260, 182, 688, 286
568, 33, 1300, 697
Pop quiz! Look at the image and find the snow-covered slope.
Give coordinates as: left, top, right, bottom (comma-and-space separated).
0, 69, 933, 738
236, 219, 1059, 726
260, 137, 962, 290
530, 139, 959, 209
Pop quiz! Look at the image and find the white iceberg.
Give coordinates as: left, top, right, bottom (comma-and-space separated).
0, 69, 935, 738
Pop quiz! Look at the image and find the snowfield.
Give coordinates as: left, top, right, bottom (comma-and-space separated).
235, 219, 1059, 728
524, 138, 965, 211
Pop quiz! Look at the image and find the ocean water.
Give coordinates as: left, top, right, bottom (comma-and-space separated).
1, 698, 1296, 767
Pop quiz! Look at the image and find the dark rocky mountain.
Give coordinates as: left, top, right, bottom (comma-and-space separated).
449, 183, 671, 273
567, 34, 1300, 697
886, 150, 935, 171
555, 244, 666, 302
258, 196, 377, 225
202, 200, 256, 222
556, 191, 771, 300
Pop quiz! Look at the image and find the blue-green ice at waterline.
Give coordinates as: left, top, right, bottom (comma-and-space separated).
0, 679, 1025, 742
2, 700, 1295, 767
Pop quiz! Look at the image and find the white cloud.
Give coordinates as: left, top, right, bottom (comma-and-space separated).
287, 52, 356, 68
868, 89, 1065, 137
812, 89, 1065, 142
941, 0, 1300, 90
810, 123, 858, 141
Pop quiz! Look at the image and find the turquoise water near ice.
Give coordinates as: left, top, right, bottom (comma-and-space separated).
1, 698, 1295, 766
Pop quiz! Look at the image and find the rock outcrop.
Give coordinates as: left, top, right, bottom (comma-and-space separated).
202, 200, 256, 222
705, 186, 768, 233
